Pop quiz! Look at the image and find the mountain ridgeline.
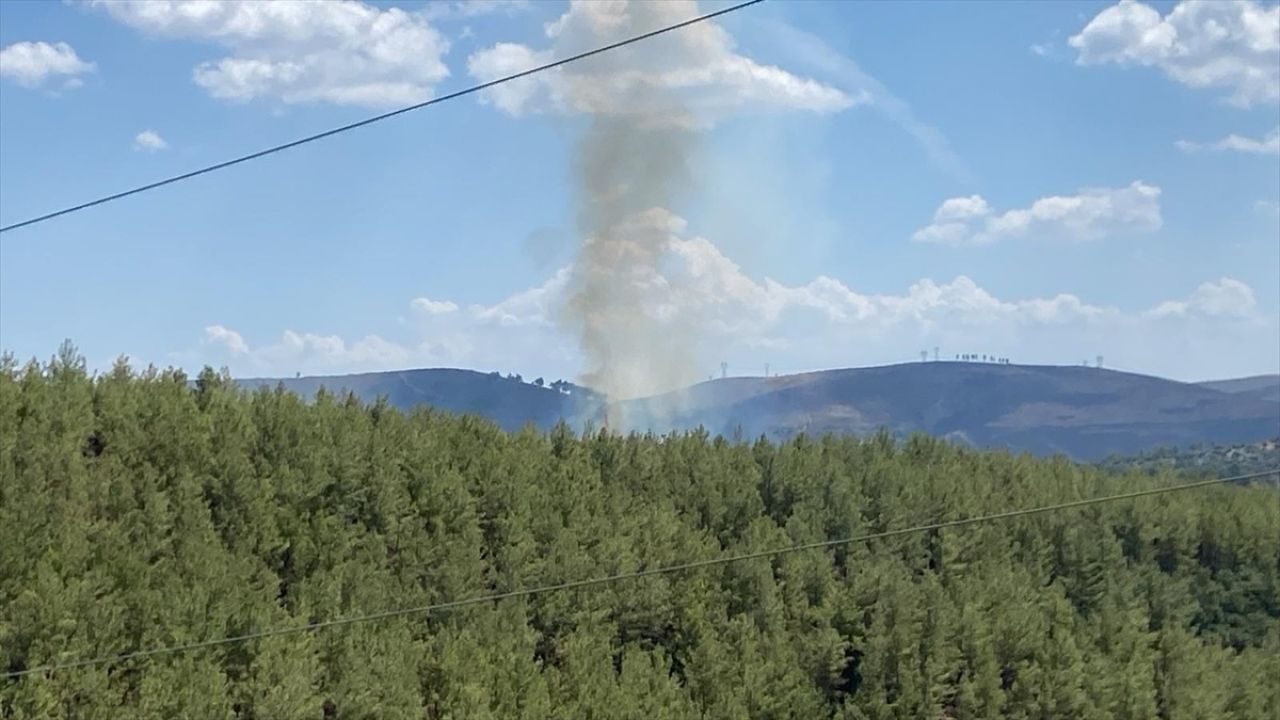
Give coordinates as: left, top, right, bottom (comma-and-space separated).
1195, 374, 1280, 404
243, 363, 1280, 461
240, 369, 600, 435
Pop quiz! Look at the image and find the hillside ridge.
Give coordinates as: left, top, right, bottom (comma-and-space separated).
242, 362, 1280, 460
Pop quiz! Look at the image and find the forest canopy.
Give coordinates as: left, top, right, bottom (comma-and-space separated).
1, 349, 1278, 719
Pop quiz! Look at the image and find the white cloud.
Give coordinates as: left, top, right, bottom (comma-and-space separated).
194, 210, 1273, 384
1069, 0, 1280, 107
133, 129, 169, 152
92, 0, 450, 108
205, 327, 414, 373
1255, 199, 1280, 217
913, 181, 1162, 246
262, 330, 412, 370
1176, 127, 1280, 154
411, 297, 459, 315
1147, 277, 1257, 319
932, 195, 991, 223
466, 0, 855, 125
470, 267, 569, 327
0, 41, 94, 88
204, 325, 249, 355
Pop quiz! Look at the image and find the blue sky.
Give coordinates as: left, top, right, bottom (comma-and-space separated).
1, 0, 1277, 392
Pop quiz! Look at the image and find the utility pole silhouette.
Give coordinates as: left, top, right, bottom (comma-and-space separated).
1096, 355, 1104, 369
934, 347, 940, 362
720, 362, 727, 380
921, 350, 928, 362
764, 363, 770, 378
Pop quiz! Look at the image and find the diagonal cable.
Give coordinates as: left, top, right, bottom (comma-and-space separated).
0, 0, 766, 235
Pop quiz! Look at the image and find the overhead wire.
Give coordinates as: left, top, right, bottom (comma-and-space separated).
5, 469, 1274, 679
0, 0, 767, 235
0, 0, 1274, 682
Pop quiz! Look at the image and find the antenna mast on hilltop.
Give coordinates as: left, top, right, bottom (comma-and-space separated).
1096, 355, 1104, 369
720, 362, 728, 380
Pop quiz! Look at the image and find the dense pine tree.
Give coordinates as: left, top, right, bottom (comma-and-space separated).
1, 351, 1277, 717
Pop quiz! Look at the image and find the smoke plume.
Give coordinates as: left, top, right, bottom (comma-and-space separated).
554, 6, 707, 404
565, 121, 700, 402
468, 0, 854, 410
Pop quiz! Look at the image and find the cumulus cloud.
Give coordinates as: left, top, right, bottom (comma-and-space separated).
204, 325, 249, 355
133, 129, 169, 152
260, 331, 412, 370
1069, 0, 1280, 107
410, 297, 459, 315
0, 41, 94, 88
92, 0, 450, 108
912, 181, 1162, 246
1146, 278, 1257, 319
1176, 127, 1280, 154
932, 195, 992, 223
204, 327, 414, 373
466, 0, 855, 126
196, 209, 1271, 383
470, 267, 569, 328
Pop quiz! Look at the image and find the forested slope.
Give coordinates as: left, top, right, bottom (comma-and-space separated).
1099, 439, 1280, 479
2, 351, 1278, 719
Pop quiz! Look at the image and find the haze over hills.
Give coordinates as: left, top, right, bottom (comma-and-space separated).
242, 362, 1280, 461
1196, 374, 1280, 404
619, 364, 1280, 460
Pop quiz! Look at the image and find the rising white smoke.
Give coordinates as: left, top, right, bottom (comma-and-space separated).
469, 0, 852, 411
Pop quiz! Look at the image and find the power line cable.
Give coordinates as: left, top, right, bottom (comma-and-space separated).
5, 469, 1273, 680
0, 0, 766, 235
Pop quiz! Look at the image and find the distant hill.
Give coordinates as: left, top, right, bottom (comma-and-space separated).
243, 363, 1280, 461
239, 368, 601, 433
616, 363, 1280, 460
1196, 374, 1280, 403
